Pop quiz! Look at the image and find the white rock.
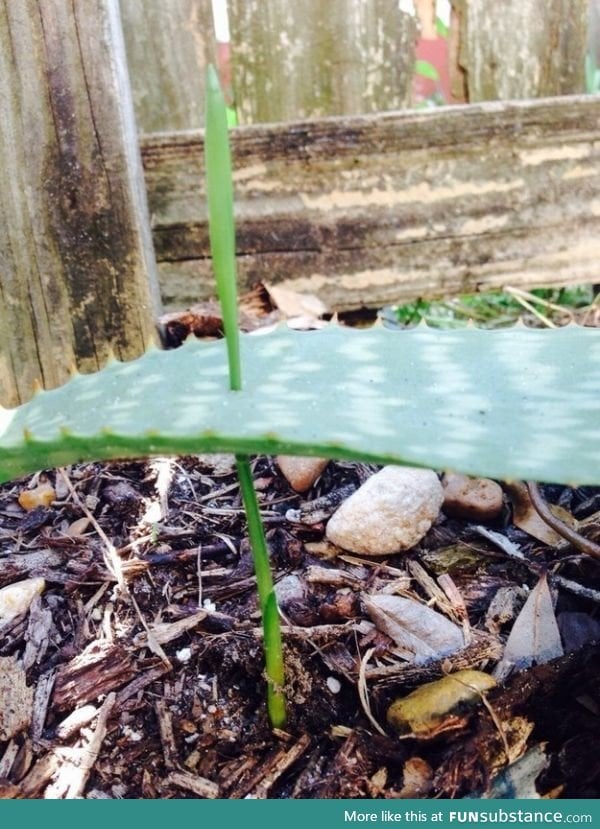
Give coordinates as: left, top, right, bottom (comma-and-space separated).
277, 455, 328, 492
274, 574, 306, 607
325, 467, 443, 556
326, 676, 342, 694
0, 577, 45, 622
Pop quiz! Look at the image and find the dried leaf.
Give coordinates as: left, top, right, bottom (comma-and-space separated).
265, 283, 327, 320
494, 575, 563, 680
0, 577, 45, 623
482, 744, 549, 799
362, 594, 464, 663
505, 482, 574, 546
65, 516, 91, 537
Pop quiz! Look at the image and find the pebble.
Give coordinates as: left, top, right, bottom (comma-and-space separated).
386, 670, 497, 736
442, 472, 503, 522
0, 577, 45, 622
277, 455, 328, 492
274, 574, 306, 608
326, 676, 341, 694
325, 466, 443, 556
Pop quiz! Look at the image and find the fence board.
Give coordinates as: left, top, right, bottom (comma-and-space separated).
229, 0, 417, 124
141, 95, 600, 312
453, 0, 587, 101
0, 0, 160, 407
119, 0, 213, 132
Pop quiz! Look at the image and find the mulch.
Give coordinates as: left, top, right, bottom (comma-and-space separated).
0, 453, 599, 799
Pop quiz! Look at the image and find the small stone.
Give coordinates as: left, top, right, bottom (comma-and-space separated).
277, 455, 328, 492
176, 647, 192, 664
325, 466, 443, 556
386, 670, 497, 737
274, 574, 306, 608
0, 577, 45, 623
442, 473, 503, 522
326, 676, 341, 694
18, 481, 55, 511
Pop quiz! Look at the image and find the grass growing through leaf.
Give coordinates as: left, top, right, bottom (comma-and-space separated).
204, 64, 286, 728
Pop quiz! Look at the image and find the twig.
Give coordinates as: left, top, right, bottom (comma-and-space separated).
358, 647, 387, 736
57, 468, 126, 590
504, 286, 560, 327
505, 285, 574, 320
64, 692, 115, 799
526, 481, 600, 560
129, 593, 171, 667
474, 525, 600, 603
166, 770, 220, 799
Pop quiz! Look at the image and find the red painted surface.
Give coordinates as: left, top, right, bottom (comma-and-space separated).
413, 35, 451, 105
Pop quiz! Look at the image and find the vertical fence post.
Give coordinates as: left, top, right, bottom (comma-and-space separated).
229, 0, 417, 124
119, 0, 214, 133
0, 0, 161, 407
451, 0, 587, 101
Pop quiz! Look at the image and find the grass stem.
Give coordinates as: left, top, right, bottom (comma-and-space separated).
236, 455, 287, 727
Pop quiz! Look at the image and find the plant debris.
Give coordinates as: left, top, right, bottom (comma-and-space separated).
0, 457, 598, 799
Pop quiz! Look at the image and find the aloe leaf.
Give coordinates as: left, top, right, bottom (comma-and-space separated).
0, 325, 598, 486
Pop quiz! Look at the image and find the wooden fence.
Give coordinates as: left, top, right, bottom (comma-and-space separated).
0, 0, 596, 405
144, 95, 600, 312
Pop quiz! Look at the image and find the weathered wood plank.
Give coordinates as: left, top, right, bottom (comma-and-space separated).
229, 0, 417, 124
452, 0, 587, 101
119, 0, 213, 133
0, 0, 161, 407
142, 95, 600, 312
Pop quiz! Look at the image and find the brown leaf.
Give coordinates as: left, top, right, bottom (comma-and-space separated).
505, 482, 575, 546
362, 593, 464, 663
265, 282, 327, 321
494, 574, 563, 680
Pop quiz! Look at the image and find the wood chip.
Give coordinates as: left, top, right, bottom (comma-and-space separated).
52, 640, 136, 711
252, 734, 311, 798
155, 698, 178, 770
19, 752, 60, 798
0, 656, 33, 740
166, 770, 220, 799
134, 609, 207, 646
48, 692, 116, 799
30, 670, 55, 745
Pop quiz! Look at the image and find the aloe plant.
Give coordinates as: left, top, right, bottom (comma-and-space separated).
0, 73, 599, 733
1, 324, 598, 485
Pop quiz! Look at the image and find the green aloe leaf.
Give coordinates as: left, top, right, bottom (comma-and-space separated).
0, 325, 598, 485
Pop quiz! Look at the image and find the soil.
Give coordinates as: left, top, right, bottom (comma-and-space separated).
0, 455, 599, 800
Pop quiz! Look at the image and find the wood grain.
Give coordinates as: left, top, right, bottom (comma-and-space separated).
0, 0, 161, 406
453, 0, 587, 102
141, 94, 600, 311
120, 0, 213, 132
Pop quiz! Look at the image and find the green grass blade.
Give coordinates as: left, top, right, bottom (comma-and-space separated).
204, 64, 241, 391
236, 455, 286, 727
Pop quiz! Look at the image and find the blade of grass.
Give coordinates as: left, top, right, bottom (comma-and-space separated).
237, 455, 287, 726
204, 65, 286, 727
204, 64, 241, 391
